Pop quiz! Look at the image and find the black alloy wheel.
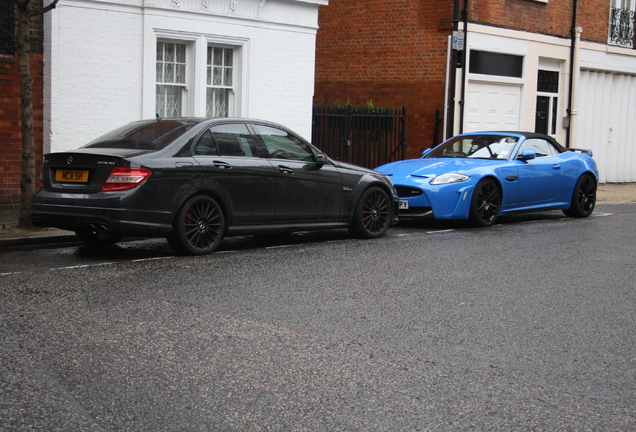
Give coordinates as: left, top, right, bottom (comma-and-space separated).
563, 174, 596, 218
469, 178, 501, 227
168, 194, 225, 255
350, 186, 392, 239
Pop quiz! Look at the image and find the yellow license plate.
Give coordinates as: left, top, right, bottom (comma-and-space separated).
55, 169, 89, 183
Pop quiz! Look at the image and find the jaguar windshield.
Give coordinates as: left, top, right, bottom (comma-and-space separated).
426, 135, 519, 160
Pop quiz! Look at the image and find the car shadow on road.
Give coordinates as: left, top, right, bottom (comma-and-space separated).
395, 210, 568, 231
70, 229, 359, 260
65, 211, 571, 261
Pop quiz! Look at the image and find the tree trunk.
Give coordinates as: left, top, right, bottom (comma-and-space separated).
17, 0, 35, 229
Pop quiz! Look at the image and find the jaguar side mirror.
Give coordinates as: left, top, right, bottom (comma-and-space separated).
518, 149, 536, 161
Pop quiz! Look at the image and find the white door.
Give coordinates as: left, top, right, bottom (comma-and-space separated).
464, 82, 522, 132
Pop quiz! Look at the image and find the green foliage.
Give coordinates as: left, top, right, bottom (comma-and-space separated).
314, 100, 396, 115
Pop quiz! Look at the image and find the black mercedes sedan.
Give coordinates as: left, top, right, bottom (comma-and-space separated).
32, 118, 399, 254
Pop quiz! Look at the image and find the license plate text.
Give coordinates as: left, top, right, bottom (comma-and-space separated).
55, 170, 89, 183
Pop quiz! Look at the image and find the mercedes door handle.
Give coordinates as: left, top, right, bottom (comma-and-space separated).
552, 164, 561, 170
213, 161, 232, 170
278, 165, 294, 175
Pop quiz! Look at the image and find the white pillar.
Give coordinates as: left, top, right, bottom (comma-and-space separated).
570, 27, 583, 147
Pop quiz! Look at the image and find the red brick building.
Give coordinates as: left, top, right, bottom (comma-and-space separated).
314, 0, 636, 182
314, 1, 453, 159
0, 3, 44, 205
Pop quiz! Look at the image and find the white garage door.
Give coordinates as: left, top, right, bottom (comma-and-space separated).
578, 70, 636, 183
464, 82, 522, 132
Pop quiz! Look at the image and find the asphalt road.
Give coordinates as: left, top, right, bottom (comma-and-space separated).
1, 203, 635, 431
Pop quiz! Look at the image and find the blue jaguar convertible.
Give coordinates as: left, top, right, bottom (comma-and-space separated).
375, 132, 599, 227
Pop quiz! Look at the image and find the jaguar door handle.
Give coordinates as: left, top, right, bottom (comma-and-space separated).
552, 164, 561, 170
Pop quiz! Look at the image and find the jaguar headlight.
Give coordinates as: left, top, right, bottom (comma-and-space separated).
430, 173, 470, 185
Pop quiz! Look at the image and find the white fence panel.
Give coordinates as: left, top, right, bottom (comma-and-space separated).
578, 70, 636, 183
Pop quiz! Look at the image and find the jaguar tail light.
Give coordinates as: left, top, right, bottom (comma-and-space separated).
101, 167, 152, 192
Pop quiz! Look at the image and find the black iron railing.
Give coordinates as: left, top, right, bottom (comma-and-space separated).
609, 6, 635, 48
312, 104, 407, 169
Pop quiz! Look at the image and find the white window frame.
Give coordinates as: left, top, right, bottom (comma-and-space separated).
145, 31, 249, 119
206, 45, 235, 118
155, 40, 188, 118
201, 35, 249, 118
536, 92, 559, 137
536, 60, 563, 138
611, 0, 636, 9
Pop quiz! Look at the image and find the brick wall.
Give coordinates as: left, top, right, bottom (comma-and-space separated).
470, 0, 608, 44
0, 4, 44, 206
578, 0, 612, 43
314, 0, 614, 161
0, 55, 44, 206
314, 0, 454, 159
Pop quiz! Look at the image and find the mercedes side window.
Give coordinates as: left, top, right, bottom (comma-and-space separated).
252, 124, 314, 162
210, 123, 259, 157
192, 130, 219, 156
518, 138, 559, 158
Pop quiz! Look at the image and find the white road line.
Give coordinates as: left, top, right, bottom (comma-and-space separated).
51, 262, 116, 271
427, 229, 456, 234
131, 257, 174, 263
266, 244, 302, 249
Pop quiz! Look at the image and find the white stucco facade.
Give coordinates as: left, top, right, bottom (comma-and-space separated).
43, 0, 327, 153
458, 23, 636, 183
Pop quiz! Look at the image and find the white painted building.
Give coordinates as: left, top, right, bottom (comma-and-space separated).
43, 0, 327, 153
456, 22, 636, 183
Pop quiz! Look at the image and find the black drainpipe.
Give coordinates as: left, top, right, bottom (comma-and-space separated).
566, 0, 578, 148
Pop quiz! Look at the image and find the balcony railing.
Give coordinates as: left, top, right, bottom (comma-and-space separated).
609, 6, 635, 48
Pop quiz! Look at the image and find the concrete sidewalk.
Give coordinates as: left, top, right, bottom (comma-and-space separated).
1, 183, 635, 247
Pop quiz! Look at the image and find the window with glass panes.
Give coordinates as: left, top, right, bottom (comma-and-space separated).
535, 70, 559, 136
206, 47, 233, 118
156, 42, 187, 118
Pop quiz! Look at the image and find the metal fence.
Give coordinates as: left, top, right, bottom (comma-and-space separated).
609, 6, 635, 48
311, 104, 407, 169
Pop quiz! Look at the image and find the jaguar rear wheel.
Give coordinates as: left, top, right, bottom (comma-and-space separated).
563, 174, 596, 218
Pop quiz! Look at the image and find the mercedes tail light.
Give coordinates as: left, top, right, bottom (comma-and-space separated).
101, 167, 152, 192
